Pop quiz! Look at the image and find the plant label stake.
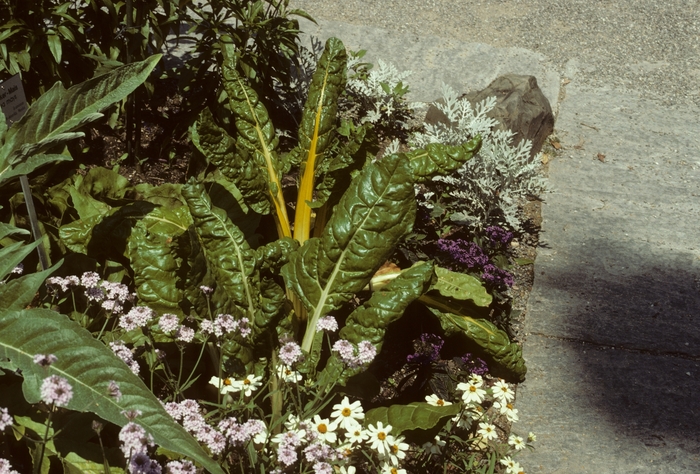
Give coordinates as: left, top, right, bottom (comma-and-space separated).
0, 76, 49, 270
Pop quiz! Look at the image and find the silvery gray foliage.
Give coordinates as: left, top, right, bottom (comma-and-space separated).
411, 83, 548, 232
342, 55, 414, 135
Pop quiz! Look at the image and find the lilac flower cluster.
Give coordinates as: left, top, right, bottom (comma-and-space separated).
0, 458, 19, 474
481, 264, 514, 288
157, 314, 195, 343
33, 353, 57, 367
436, 239, 489, 270
165, 399, 227, 455
0, 407, 11, 431
279, 341, 303, 366
129, 452, 162, 474
275, 430, 303, 467
109, 340, 140, 375
165, 460, 197, 474
461, 353, 489, 376
46, 271, 134, 314
218, 417, 266, 446
407, 333, 444, 364
40, 375, 73, 407
119, 421, 154, 459
331, 340, 377, 368
484, 225, 514, 247
119, 306, 156, 331
316, 316, 338, 333
200, 314, 251, 339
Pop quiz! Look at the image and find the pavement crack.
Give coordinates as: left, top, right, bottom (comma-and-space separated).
527, 331, 700, 361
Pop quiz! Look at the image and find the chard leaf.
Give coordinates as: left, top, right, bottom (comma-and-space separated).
220, 41, 290, 238
281, 153, 417, 351
183, 181, 260, 321
405, 136, 482, 183
0, 55, 161, 182
318, 261, 434, 386
255, 237, 299, 273
293, 37, 346, 243
128, 206, 192, 316
0, 308, 223, 474
430, 266, 492, 306
430, 307, 527, 382
191, 108, 270, 215
365, 402, 460, 435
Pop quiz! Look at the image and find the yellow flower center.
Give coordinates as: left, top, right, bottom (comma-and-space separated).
318, 424, 327, 434
243, 378, 251, 385
391, 444, 399, 453
507, 403, 514, 410
223, 378, 232, 386
342, 408, 352, 417
391, 469, 399, 474
469, 386, 477, 392
437, 399, 445, 406
378, 432, 386, 441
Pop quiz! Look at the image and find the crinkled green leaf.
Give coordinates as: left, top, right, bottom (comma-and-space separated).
430, 307, 526, 382
220, 41, 290, 237
191, 108, 270, 215
255, 237, 299, 273
405, 136, 482, 183
59, 215, 102, 254
293, 37, 347, 242
0, 55, 161, 182
365, 402, 461, 435
183, 181, 260, 320
0, 308, 223, 474
281, 153, 417, 351
128, 206, 192, 316
430, 266, 492, 306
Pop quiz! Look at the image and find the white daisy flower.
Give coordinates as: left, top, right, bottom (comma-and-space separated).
425, 394, 452, 407
492, 379, 515, 403
477, 422, 498, 441
208, 376, 241, 394
508, 434, 526, 451
366, 422, 392, 456
330, 396, 365, 431
311, 415, 338, 444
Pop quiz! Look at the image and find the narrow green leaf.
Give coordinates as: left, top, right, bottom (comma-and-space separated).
0, 260, 62, 312
293, 37, 347, 243
430, 308, 527, 382
281, 153, 417, 351
514, 257, 534, 265
365, 402, 460, 435
0, 153, 73, 183
0, 240, 38, 279
0, 55, 161, 180
405, 136, 482, 183
0, 222, 30, 241
220, 40, 290, 238
0, 308, 223, 473
47, 33, 62, 64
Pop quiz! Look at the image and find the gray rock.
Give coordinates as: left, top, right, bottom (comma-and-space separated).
425, 74, 554, 157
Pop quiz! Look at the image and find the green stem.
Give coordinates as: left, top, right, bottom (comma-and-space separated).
34, 404, 54, 474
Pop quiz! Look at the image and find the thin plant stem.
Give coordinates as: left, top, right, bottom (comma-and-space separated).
34, 404, 54, 474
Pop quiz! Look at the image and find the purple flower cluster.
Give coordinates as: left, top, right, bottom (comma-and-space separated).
407, 333, 444, 364
200, 314, 251, 339
129, 452, 162, 474
485, 225, 513, 247
119, 421, 154, 459
461, 353, 489, 376
481, 264, 514, 288
279, 341, 303, 366
0, 407, 12, 431
33, 353, 58, 367
316, 316, 338, 333
119, 306, 155, 331
436, 239, 489, 270
165, 460, 196, 474
46, 272, 134, 314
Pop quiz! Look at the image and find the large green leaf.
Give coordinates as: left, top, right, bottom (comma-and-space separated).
365, 402, 460, 435
430, 308, 527, 382
128, 206, 192, 316
405, 136, 482, 183
191, 108, 270, 215
293, 37, 347, 243
281, 153, 417, 351
220, 40, 290, 238
183, 181, 260, 321
0, 308, 223, 474
0, 55, 161, 183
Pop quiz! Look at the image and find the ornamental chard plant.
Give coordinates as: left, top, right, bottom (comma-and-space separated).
0, 36, 531, 472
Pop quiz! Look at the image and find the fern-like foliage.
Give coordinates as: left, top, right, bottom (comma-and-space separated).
411, 83, 548, 232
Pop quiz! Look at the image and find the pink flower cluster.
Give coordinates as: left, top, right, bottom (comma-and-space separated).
331, 340, 377, 368
157, 314, 195, 343
46, 271, 134, 314
165, 460, 197, 474
40, 375, 73, 407
119, 306, 155, 331
0, 407, 11, 431
218, 417, 266, 446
